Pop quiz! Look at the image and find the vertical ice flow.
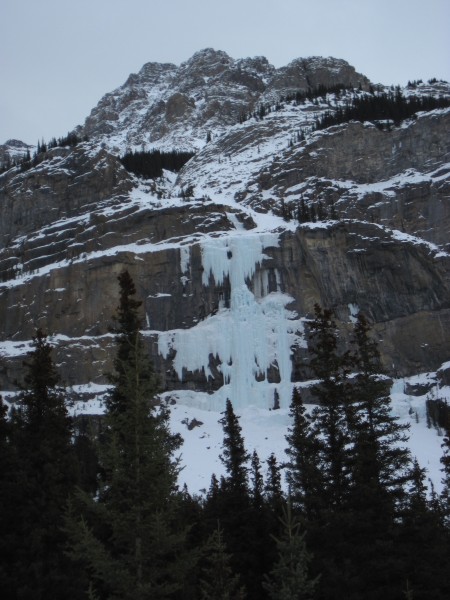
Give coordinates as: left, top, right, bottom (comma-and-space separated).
158, 232, 304, 409
179, 245, 190, 275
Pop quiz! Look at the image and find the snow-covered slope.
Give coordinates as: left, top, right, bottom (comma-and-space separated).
24, 365, 445, 496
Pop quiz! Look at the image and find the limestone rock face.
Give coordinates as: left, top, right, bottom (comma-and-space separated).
0, 144, 133, 278
77, 50, 371, 152
265, 56, 371, 98
179, 106, 450, 250
165, 93, 196, 123
275, 223, 450, 377
1, 51, 449, 406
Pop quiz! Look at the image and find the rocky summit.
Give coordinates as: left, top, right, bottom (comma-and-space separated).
0, 49, 449, 410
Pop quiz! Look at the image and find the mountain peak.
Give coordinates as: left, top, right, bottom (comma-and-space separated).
178, 48, 234, 77
79, 49, 373, 152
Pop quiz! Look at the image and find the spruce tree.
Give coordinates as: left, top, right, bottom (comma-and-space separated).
211, 400, 270, 600
304, 308, 399, 597
263, 452, 286, 581
250, 449, 264, 508
285, 387, 322, 520
198, 524, 246, 600
11, 329, 81, 599
247, 449, 275, 599
307, 305, 353, 511
265, 453, 284, 514
263, 501, 319, 600
217, 399, 251, 560
398, 459, 450, 599
66, 271, 191, 600
343, 314, 426, 598
440, 430, 450, 524
349, 314, 412, 514
219, 399, 250, 495
0, 396, 21, 598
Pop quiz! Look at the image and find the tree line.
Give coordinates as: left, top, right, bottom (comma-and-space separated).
1, 273, 449, 599
0, 132, 87, 175
238, 84, 354, 124
315, 88, 450, 130
119, 149, 195, 180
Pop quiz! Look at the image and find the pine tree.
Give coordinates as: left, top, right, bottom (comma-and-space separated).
106, 270, 154, 415
265, 453, 284, 514
307, 305, 353, 511
250, 449, 264, 508
263, 501, 319, 600
0, 396, 21, 598
398, 459, 450, 599
216, 398, 251, 538
198, 524, 246, 600
304, 308, 394, 597
285, 388, 322, 520
66, 271, 192, 600
219, 399, 250, 495
247, 449, 275, 598
341, 314, 425, 598
349, 314, 411, 514
297, 198, 309, 224
211, 400, 273, 599
10, 329, 81, 599
440, 429, 450, 523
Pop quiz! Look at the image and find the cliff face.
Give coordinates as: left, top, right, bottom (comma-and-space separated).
1, 50, 449, 408
179, 106, 450, 248
79, 48, 370, 152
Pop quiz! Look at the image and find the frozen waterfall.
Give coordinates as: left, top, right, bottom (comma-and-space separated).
158, 232, 305, 410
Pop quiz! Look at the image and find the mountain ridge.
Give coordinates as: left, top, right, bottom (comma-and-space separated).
76, 48, 371, 152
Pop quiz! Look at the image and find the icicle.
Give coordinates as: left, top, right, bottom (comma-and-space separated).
180, 245, 190, 275
158, 232, 305, 409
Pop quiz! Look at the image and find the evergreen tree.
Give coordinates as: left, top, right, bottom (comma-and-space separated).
285, 388, 322, 520
219, 399, 250, 495
338, 313, 442, 598
209, 400, 269, 600
216, 399, 252, 569
247, 449, 275, 598
304, 308, 399, 597
66, 271, 191, 600
72, 415, 100, 495
10, 329, 81, 599
298, 198, 309, 224
0, 396, 21, 598
349, 313, 411, 513
316, 201, 325, 221
263, 501, 319, 600
265, 453, 284, 514
250, 449, 264, 508
198, 524, 246, 600
307, 305, 353, 511
262, 453, 286, 588
440, 429, 450, 524
398, 459, 450, 599
106, 270, 154, 415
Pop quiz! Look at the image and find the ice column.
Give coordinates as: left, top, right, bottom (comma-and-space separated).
159, 232, 304, 409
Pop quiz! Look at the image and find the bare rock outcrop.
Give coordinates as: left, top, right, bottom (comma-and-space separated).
77, 49, 373, 152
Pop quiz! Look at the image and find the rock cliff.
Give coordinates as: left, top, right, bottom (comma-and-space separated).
1, 50, 449, 409
78, 48, 370, 152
